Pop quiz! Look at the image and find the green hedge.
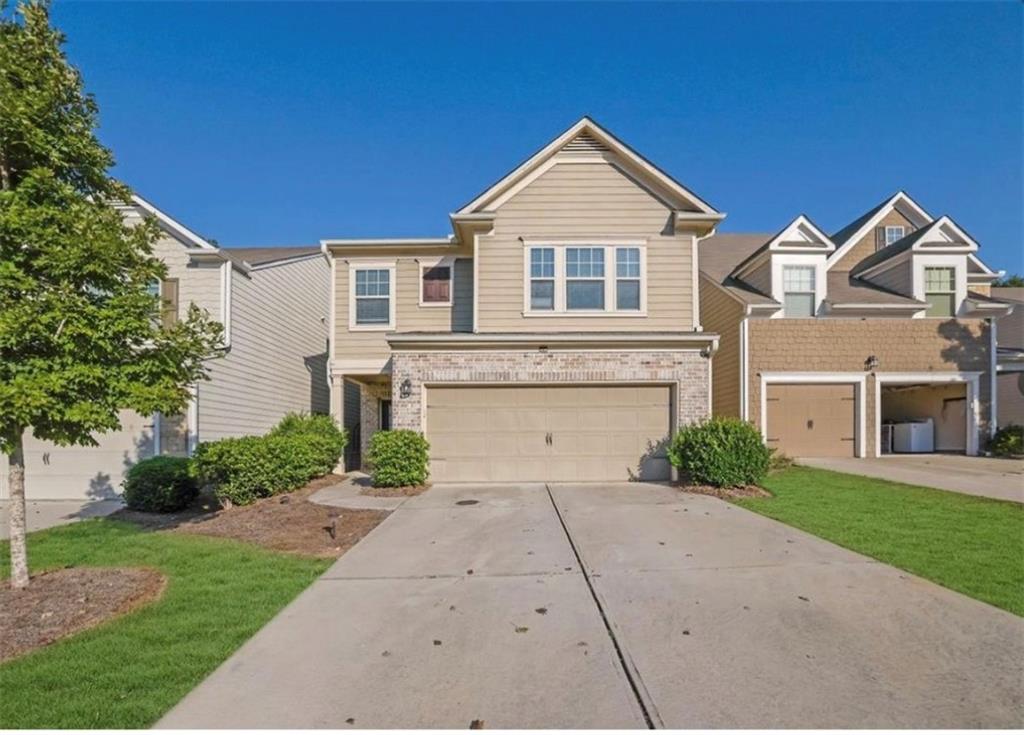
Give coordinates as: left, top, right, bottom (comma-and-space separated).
989, 424, 1023, 457
192, 413, 347, 506
368, 430, 430, 488
122, 456, 198, 512
668, 416, 772, 488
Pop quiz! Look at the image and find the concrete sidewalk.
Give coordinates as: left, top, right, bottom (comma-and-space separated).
0, 498, 122, 539
799, 454, 1024, 503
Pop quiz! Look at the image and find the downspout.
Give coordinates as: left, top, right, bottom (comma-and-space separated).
990, 318, 998, 439
692, 227, 719, 332
740, 311, 750, 422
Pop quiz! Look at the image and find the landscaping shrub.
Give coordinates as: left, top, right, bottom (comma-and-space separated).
368, 430, 430, 488
667, 416, 772, 488
269, 412, 347, 469
122, 456, 198, 512
989, 424, 1024, 457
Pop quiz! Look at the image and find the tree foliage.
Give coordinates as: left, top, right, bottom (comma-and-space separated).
994, 274, 1024, 288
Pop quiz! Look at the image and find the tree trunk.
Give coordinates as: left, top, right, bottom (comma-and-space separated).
8, 433, 30, 588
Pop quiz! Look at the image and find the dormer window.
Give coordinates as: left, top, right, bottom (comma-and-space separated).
884, 225, 905, 247
782, 265, 816, 317
924, 267, 956, 317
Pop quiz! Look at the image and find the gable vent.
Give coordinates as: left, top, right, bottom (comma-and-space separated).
563, 131, 609, 152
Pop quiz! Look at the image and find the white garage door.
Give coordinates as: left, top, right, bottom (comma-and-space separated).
0, 411, 156, 501
426, 385, 672, 483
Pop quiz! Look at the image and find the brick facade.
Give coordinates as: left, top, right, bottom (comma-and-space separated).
748, 317, 993, 456
358, 382, 391, 461
388, 349, 711, 435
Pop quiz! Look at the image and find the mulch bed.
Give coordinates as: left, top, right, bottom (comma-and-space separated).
1, 567, 166, 663
679, 484, 773, 500
360, 483, 430, 498
112, 475, 389, 559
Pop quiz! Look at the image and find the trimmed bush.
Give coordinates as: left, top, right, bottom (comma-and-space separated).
368, 430, 430, 488
269, 412, 347, 469
989, 424, 1024, 457
667, 416, 772, 488
122, 456, 198, 512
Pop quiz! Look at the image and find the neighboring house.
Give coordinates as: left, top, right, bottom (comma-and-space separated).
0, 197, 330, 502
991, 287, 1024, 427
324, 118, 721, 482
700, 192, 1010, 458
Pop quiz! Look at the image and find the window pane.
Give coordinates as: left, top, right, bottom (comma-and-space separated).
616, 248, 640, 278
530, 280, 554, 310
783, 292, 815, 317
567, 280, 605, 310
355, 268, 390, 297
616, 280, 640, 310
926, 293, 955, 318
356, 297, 390, 324
567, 247, 604, 278
783, 266, 815, 291
530, 248, 554, 278
885, 226, 905, 245
925, 267, 955, 292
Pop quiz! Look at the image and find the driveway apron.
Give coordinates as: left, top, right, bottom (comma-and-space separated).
549, 483, 1024, 728
157, 483, 646, 729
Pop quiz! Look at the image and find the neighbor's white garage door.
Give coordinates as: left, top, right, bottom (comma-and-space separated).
426, 385, 672, 482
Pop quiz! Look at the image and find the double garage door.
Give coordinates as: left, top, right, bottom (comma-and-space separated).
765, 383, 856, 458
426, 385, 672, 483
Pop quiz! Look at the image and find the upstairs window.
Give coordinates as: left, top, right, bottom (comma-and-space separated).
353, 268, 392, 327
782, 265, 816, 317
884, 225, 906, 247
924, 267, 956, 317
566, 247, 605, 310
421, 263, 452, 305
616, 247, 641, 311
529, 248, 555, 311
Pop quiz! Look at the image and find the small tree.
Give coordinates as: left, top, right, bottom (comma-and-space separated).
0, 1, 222, 587
994, 274, 1024, 288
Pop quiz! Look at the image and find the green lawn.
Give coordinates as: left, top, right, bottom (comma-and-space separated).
0, 520, 330, 728
735, 466, 1024, 616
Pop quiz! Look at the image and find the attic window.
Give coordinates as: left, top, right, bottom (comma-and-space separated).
884, 225, 905, 246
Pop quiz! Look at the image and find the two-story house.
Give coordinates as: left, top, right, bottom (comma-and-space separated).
700, 192, 1009, 458
0, 196, 331, 502
324, 118, 721, 482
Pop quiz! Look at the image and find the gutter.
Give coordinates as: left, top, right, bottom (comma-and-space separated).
387, 331, 719, 351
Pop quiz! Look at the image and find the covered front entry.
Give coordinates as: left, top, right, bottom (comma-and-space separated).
765, 383, 858, 458
426, 384, 673, 482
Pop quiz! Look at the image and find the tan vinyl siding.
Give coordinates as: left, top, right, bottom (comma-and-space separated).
452, 258, 474, 332
396, 259, 456, 332
864, 259, 913, 297
699, 279, 744, 417
333, 261, 392, 362
199, 256, 330, 441
835, 209, 915, 271
477, 159, 696, 332
748, 318, 993, 457
150, 229, 223, 322
998, 372, 1024, 428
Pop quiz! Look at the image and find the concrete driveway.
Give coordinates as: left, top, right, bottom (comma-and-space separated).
799, 454, 1024, 503
159, 483, 1024, 729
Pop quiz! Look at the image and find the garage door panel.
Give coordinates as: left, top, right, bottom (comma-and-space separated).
766, 383, 856, 458
427, 385, 672, 482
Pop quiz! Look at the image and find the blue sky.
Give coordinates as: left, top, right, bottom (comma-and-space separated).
52, 2, 1022, 273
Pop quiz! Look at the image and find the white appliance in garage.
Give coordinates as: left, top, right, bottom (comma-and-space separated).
892, 418, 935, 453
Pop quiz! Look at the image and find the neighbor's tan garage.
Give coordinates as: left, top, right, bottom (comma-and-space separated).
765, 383, 856, 458
426, 385, 672, 482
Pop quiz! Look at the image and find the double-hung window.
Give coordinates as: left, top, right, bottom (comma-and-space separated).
615, 247, 641, 311
565, 247, 605, 310
924, 267, 956, 317
782, 265, 816, 317
353, 268, 392, 327
884, 225, 905, 247
529, 248, 555, 311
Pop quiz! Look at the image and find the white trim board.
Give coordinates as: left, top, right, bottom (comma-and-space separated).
758, 372, 868, 458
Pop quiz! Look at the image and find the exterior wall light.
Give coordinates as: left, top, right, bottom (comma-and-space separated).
399, 378, 412, 399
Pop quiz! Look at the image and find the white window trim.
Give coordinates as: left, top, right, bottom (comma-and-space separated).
759, 373, 867, 458
521, 241, 647, 317
348, 261, 396, 331
912, 255, 966, 319
781, 264, 817, 318
770, 254, 827, 318
874, 372, 981, 457
418, 256, 456, 308
884, 225, 905, 246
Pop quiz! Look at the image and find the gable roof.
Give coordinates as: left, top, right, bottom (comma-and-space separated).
221, 247, 321, 268
827, 191, 933, 270
456, 116, 722, 218
731, 214, 836, 278
850, 215, 979, 276
128, 195, 219, 251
